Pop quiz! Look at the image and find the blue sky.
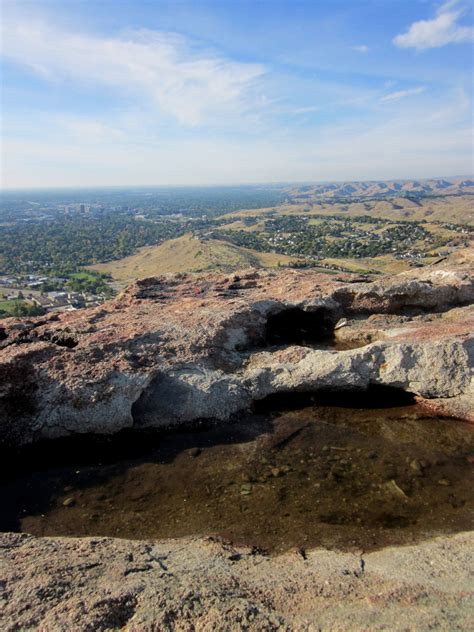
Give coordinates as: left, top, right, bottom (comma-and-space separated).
1, 0, 473, 187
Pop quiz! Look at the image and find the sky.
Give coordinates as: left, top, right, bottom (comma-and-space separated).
0, 0, 473, 188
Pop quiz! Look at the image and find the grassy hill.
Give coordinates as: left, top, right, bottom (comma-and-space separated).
221, 194, 474, 225
286, 177, 474, 201
89, 234, 303, 285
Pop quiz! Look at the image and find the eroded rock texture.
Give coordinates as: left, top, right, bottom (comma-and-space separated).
1, 531, 473, 631
1, 257, 473, 445
1, 256, 474, 631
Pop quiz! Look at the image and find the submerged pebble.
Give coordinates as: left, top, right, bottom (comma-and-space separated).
1, 403, 473, 554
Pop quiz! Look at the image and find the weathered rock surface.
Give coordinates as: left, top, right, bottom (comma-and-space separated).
1, 255, 473, 630
1, 257, 473, 445
1, 531, 473, 631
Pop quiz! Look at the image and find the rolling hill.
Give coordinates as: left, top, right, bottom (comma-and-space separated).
287, 177, 474, 200
89, 234, 303, 285
221, 193, 474, 225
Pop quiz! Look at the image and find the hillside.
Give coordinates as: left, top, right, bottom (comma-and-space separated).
287, 177, 474, 201
222, 193, 474, 225
89, 234, 302, 284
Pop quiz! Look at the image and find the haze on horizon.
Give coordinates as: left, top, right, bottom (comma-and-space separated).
1, 0, 473, 189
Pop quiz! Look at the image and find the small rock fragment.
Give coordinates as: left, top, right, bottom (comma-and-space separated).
385, 480, 408, 499
409, 459, 423, 475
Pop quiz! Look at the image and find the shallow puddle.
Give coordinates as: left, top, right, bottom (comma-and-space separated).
1, 402, 473, 554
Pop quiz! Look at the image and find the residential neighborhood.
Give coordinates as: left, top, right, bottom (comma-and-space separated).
0, 274, 106, 318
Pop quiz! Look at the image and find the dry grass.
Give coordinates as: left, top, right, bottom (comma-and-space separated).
89, 234, 303, 284
222, 195, 473, 225
88, 193, 472, 285
321, 256, 412, 275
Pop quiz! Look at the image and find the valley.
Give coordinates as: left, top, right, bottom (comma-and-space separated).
2, 178, 473, 299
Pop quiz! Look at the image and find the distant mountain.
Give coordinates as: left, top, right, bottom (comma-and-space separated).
288, 177, 474, 201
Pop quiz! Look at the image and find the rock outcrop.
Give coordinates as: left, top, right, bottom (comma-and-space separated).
1, 256, 473, 631
1, 531, 473, 630
1, 257, 473, 445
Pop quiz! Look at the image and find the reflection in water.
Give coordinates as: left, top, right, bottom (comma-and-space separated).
1, 403, 473, 553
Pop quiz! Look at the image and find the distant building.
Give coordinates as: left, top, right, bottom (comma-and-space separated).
32, 296, 55, 309
0, 277, 18, 286
80, 204, 85, 213
48, 291, 67, 300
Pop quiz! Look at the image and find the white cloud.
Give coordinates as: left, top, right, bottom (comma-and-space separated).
393, 1, 474, 50
54, 116, 126, 141
380, 86, 426, 102
0, 17, 265, 126
1, 7, 471, 188
292, 106, 319, 115
2, 92, 471, 188
352, 45, 370, 53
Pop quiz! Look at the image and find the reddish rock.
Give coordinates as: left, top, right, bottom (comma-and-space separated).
0, 257, 473, 445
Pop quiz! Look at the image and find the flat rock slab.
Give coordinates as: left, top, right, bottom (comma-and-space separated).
1, 531, 473, 631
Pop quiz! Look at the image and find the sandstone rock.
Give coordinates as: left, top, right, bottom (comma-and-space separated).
1, 258, 473, 630
0, 258, 473, 445
1, 531, 473, 631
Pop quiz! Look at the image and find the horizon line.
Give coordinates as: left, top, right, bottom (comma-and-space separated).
1, 173, 473, 193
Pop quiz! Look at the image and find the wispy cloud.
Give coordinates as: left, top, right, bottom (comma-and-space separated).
55, 116, 127, 141
393, 1, 474, 50
352, 45, 369, 53
3, 96, 470, 188
380, 86, 426, 103
291, 106, 319, 115
0, 16, 265, 126
1, 4, 471, 188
